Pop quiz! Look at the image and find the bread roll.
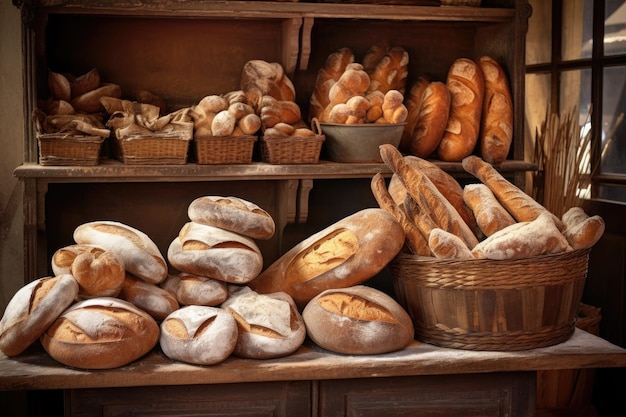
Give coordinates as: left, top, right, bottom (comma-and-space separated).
380, 144, 479, 249
70, 250, 125, 299
188, 195, 275, 240
463, 183, 516, 237
462, 155, 564, 229
409, 81, 451, 158
438, 58, 484, 161
370, 173, 430, 256
471, 213, 572, 260
366, 46, 409, 94
48, 70, 71, 102
326, 63, 370, 107
0, 275, 78, 357
167, 222, 263, 284
51, 244, 106, 276
41, 297, 159, 369
249, 208, 405, 308
399, 77, 429, 150
160, 272, 228, 306
70, 68, 100, 99
211, 110, 236, 136
477, 56, 513, 164
428, 228, 474, 260
561, 207, 605, 250
160, 305, 238, 365
73, 221, 168, 284
403, 155, 479, 237
71, 83, 122, 114
118, 273, 179, 321
302, 285, 414, 355
309, 48, 355, 120
381, 89, 408, 124
222, 287, 305, 359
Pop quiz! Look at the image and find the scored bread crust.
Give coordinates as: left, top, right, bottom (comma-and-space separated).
302, 285, 414, 355
40, 297, 159, 369
160, 272, 228, 307
248, 208, 405, 308
410, 81, 451, 158
118, 273, 179, 321
463, 183, 516, 237
187, 196, 275, 240
167, 222, 263, 284
0, 275, 79, 357
73, 221, 168, 284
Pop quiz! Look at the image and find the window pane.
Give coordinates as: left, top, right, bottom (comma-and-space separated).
600, 66, 626, 174
526, 0, 552, 64
598, 184, 626, 202
562, 0, 594, 60
605, 1, 626, 56
560, 68, 592, 118
525, 72, 551, 160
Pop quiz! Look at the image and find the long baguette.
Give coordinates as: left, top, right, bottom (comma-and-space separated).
462, 155, 563, 229
371, 173, 430, 256
379, 144, 479, 249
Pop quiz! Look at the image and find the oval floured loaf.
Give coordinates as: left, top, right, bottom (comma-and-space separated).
167, 222, 263, 284
160, 272, 228, 307
73, 221, 168, 284
0, 275, 79, 357
40, 297, 160, 369
160, 305, 238, 365
118, 273, 179, 321
302, 285, 414, 355
188, 196, 275, 240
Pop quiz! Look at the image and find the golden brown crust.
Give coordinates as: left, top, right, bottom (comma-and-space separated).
410, 81, 451, 158
463, 183, 516, 237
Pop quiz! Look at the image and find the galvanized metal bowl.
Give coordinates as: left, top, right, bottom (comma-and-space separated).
320, 122, 406, 163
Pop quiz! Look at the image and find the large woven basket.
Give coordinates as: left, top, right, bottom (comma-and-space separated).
390, 249, 590, 351
194, 135, 257, 165
38, 133, 105, 166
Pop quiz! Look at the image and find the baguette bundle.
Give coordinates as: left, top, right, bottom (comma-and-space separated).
373, 145, 604, 261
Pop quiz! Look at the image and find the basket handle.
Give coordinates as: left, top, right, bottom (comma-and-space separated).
311, 118, 322, 136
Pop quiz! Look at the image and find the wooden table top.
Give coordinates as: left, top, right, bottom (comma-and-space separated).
1, 329, 625, 391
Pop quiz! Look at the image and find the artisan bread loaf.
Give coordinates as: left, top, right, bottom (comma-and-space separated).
366, 45, 409, 94
477, 56, 513, 164
70, 249, 125, 299
409, 81, 451, 158
222, 287, 305, 359
160, 305, 238, 365
161, 272, 228, 307
118, 273, 179, 321
187, 196, 275, 240
400, 76, 429, 151
40, 297, 159, 369
471, 213, 572, 260
463, 183, 516, 237
51, 244, 106, 276
249, 208, 405, 308
462, 155, 564, 229
240, 60, 295, 110
302, 285, 414, 355
309, 47, 355, 121
561, 207, 605, 250
438, 58, 484, 161
428, 228, 474, 260
0, 275, 78, 356
167, 222, 263, 284
73, 221, 168, 284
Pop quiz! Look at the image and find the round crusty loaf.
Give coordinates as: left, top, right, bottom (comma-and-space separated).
41, 297, 160, 369
70, 250, 125, 299
222, 287, 306, 359
0, 275, 79, 357
73, 221, 168, 284
160, 305, 238, 365
187, 196, 275, 240
118, 273, 179, 321
51, 244, 107, 276
249, 208, 405, 308
302, 285, 414, 355
160, 272, 228, 307
167, 222, 263, 284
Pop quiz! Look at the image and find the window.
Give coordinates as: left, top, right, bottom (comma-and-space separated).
525, 0, 626, 204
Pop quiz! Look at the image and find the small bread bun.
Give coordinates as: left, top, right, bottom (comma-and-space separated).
0, 275, 78, 356
118, 273, 179, 321
73, 221, 168, 285
222, 287, 306, 359
561, 207, 605, 250
51, 244, 107, 276
302, 285, 414, 355
160, 272, 228, 306
160, 305, 238, 365
167, 222, 263, 284
187, 196, 275, 240
70, 250, 125, 299
41, 297, 159, 369
249, 208, 405, 308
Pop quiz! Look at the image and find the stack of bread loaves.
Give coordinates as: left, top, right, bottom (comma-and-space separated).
374, 144, 605, 261
401, 56, 514, 164
309, 45, 409, 125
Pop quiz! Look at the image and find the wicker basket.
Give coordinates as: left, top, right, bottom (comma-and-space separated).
114, 127, 192, 165
38, 133, 105, 166
260, 120, 325, 164
390, 249, 590, 351
194, 135, 257, 165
